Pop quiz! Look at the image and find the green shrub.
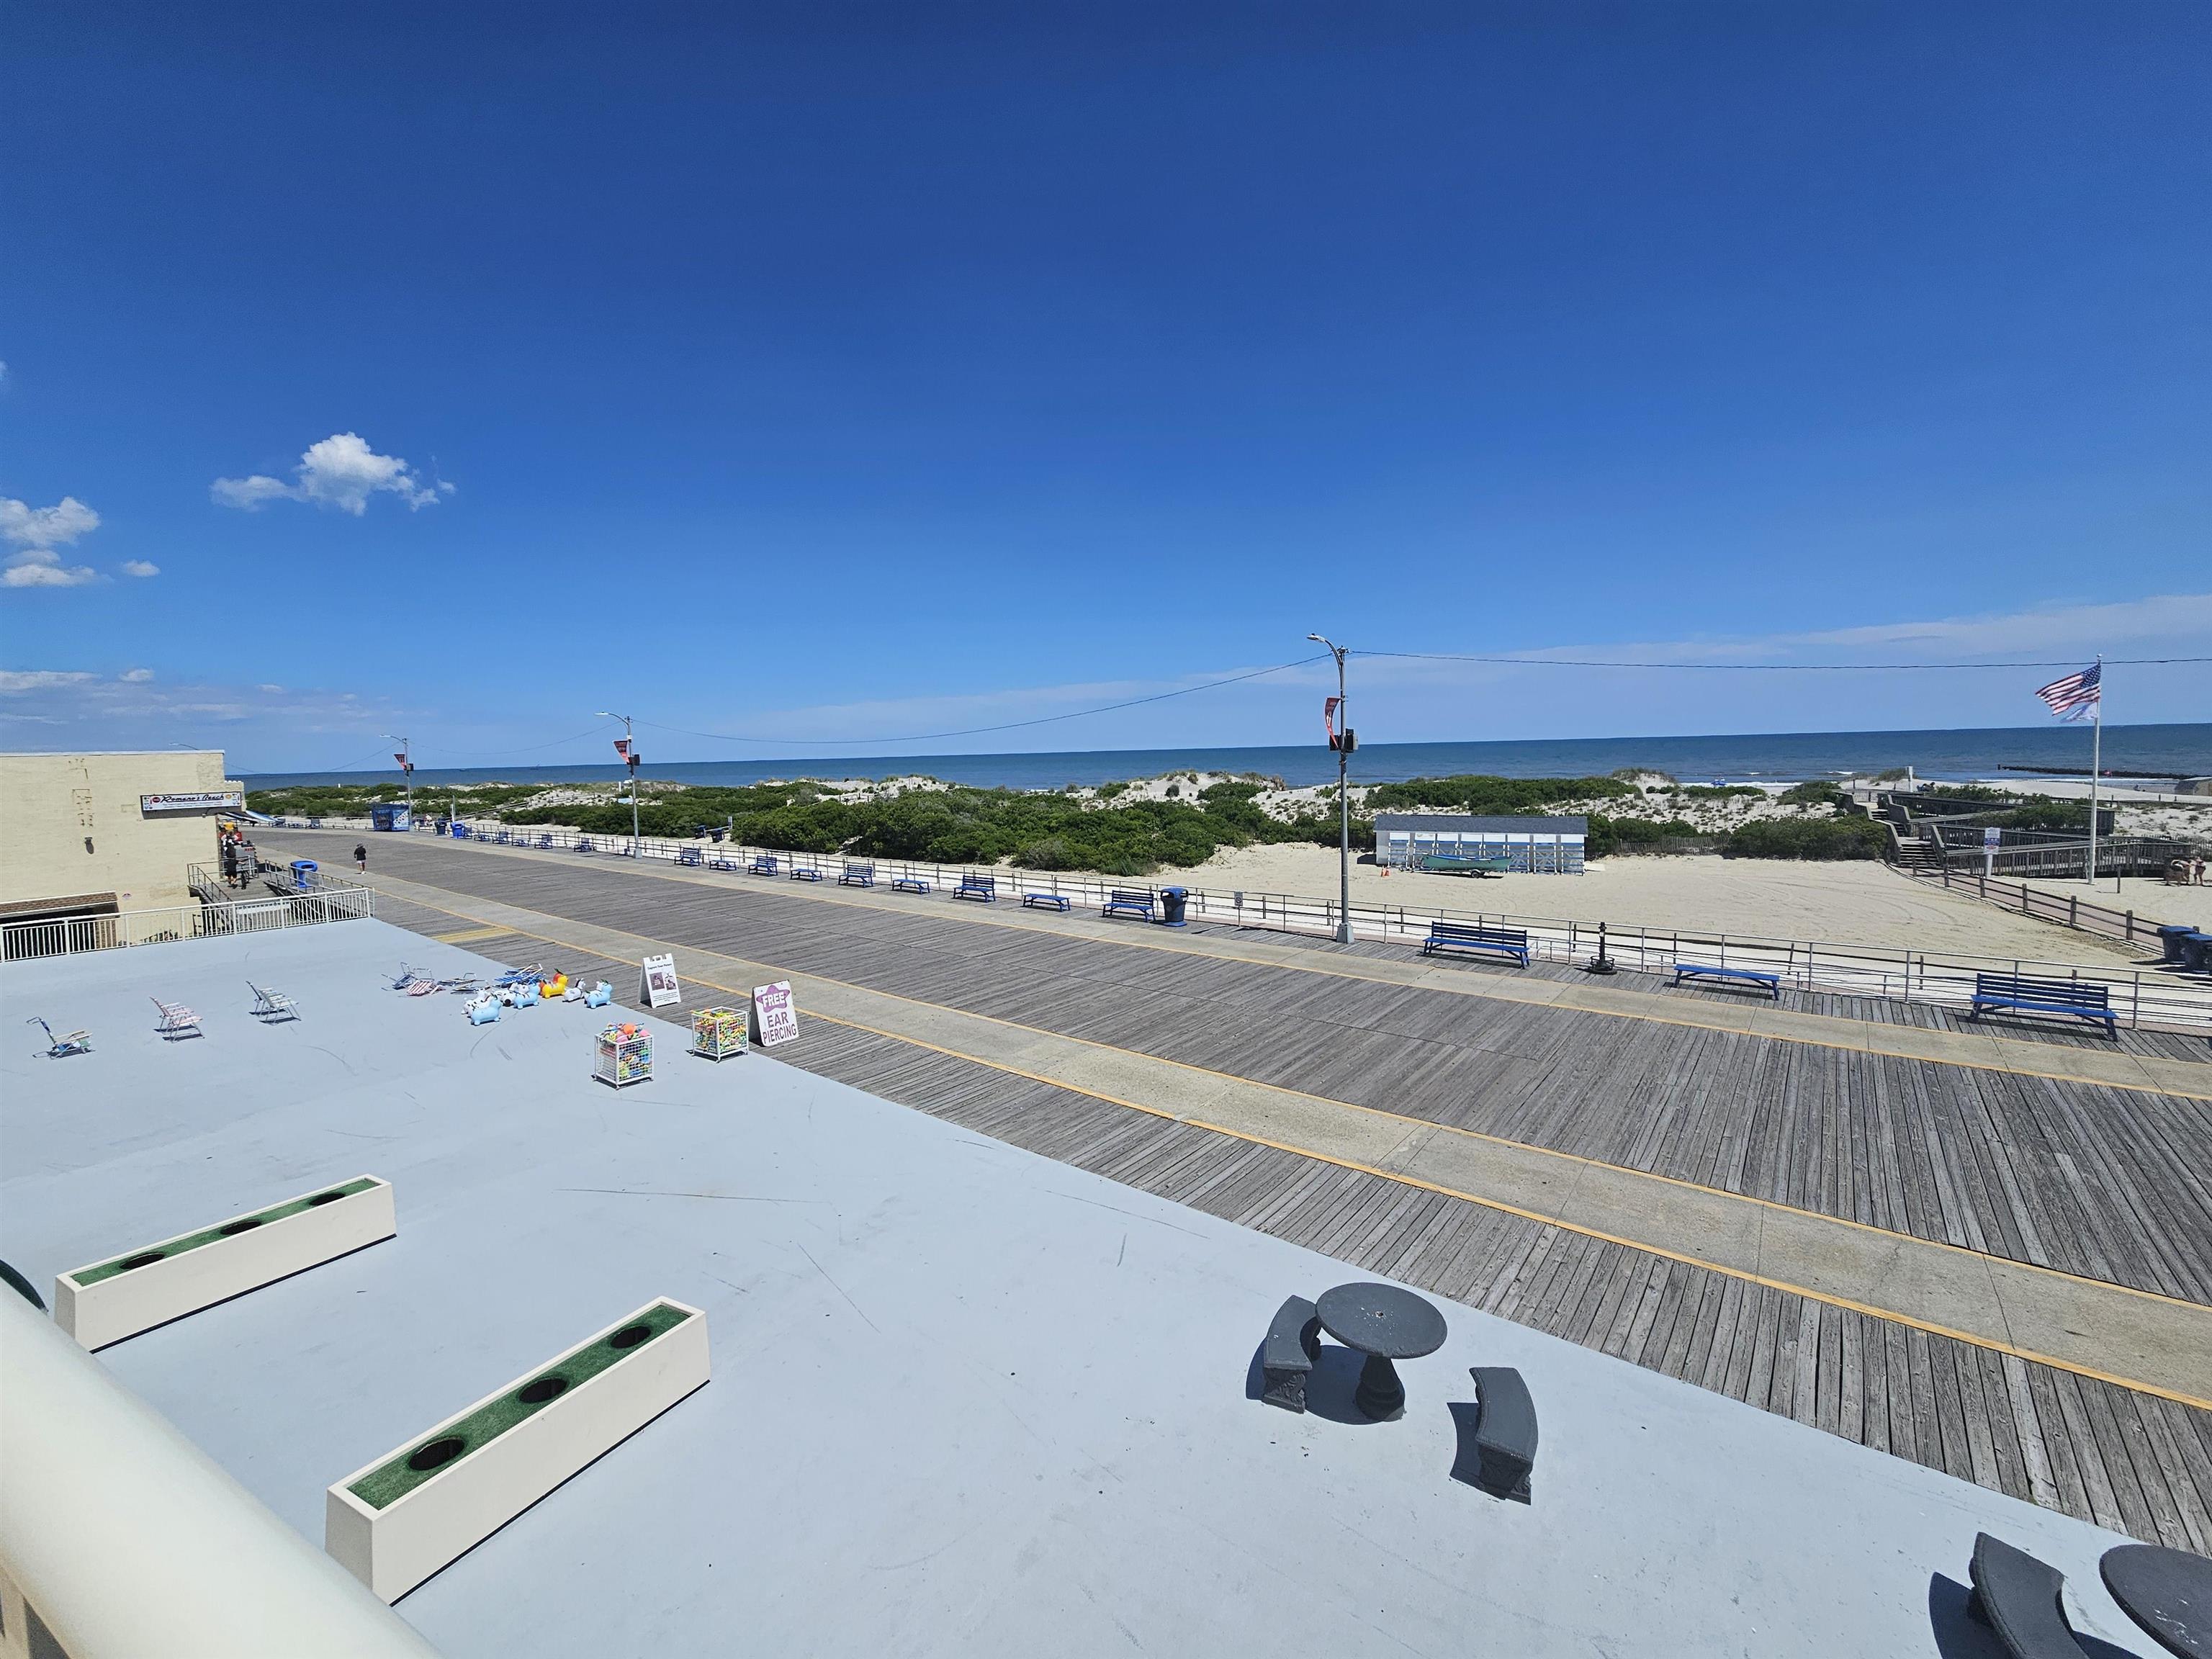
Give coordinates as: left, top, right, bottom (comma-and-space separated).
1722, 817, 1890, 860
1777, 781, 1845, 806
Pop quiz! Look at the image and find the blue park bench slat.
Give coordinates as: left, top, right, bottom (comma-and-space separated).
1968, 971, 2117, 1038
677, 848, 703, 867
891, 874, 931, 894
840, 863, 876, 888
748, 855, 779, 876
708, 855, 739, 871
1420, 922, 1529, 967
1102, 889, 1156, 922
790, 864, 824, 881
956, 873, 997, 903
1021, 891, 1072, 912
1671, 962, 1781, 998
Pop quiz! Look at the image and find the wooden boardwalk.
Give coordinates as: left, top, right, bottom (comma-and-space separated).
332, 837, 2212, 1550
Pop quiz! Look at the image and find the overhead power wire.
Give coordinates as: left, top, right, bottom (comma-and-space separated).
631, 655, 1330, 747
1354, 651, 2212, 670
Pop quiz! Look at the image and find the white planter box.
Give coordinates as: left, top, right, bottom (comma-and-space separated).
54, 1177, 396, 1351
325, 1299, 710, 1603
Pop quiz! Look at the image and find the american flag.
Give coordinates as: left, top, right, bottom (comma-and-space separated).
2035, 662, 2100, 721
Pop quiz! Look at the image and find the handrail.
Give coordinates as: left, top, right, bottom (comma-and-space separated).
401, 824, 2212, 1033
0, 1292, 441, 1658
0, 885, 376, 961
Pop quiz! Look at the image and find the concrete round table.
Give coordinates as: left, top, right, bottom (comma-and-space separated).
2102, 1545, 2212, 1657
1316, 1282, 1448, 1420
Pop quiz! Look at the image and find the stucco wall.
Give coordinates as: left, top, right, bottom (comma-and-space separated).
0, 752, 238, 913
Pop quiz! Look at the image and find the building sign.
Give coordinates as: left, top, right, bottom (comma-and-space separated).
639, 953, 682, 1009
750, 981, 799, 1047
140, 791, 246, 814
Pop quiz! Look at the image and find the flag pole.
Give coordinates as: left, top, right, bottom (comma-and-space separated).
2087, 655, 2102, 889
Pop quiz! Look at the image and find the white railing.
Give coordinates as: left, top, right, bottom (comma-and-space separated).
431, 824, 2212, 1034
0, 882, 375, 962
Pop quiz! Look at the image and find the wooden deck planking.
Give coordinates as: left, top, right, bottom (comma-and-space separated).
359, 850, 2212, 1305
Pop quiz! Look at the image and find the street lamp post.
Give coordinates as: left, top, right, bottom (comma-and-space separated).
1308, 634, 1353, 944
597, 711, 641, 858
382, 734, 413, 821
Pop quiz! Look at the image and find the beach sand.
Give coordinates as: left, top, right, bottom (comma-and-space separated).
1188, 842, 2163, 965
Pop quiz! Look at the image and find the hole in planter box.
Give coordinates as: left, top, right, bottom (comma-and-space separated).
408, 1436, 466, 1473
608, 1323, 652, 1350
119, 1251, 166, 1271
307, 1192, 345, 1206
217, 1219, 262, 1236
518, 1375, 568, 1406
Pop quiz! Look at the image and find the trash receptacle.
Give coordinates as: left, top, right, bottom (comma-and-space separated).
2157, 923, 2201, 964
2182, 932, 2212, 974
1160, 886, 1189, 927
289, 859, 318, 891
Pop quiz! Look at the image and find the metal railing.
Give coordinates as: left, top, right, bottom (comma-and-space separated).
0, 881, 375, 962
423, 824, 2212, 1033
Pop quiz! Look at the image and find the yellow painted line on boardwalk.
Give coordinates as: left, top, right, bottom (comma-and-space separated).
426, 834, 2212, 1105
431, 925, 513, 945
372, 878, 2212, 1413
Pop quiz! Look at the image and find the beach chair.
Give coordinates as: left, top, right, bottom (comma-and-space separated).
435, 972, 480, 994
387, 964, 426, 992
150, 998, 203, 1040
406, 978, 439, 997
27, 1017, 92, 1059
247, 983, 300, 1022
492, 963, 544, 988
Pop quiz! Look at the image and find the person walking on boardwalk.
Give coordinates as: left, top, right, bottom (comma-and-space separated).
354, 842, 368, 873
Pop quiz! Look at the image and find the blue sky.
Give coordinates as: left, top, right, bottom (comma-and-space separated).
3, 1, 2207, 771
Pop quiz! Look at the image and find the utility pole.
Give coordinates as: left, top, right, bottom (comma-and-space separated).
598, 711, 641, 858
1308, 634, 1353, 944
382, 734, 413, 822
2087, 654, 2103, 891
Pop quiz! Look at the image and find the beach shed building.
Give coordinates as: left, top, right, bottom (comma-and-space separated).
1375, 812, 1587, 874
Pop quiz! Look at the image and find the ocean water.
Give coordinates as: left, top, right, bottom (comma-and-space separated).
243, 723, 2211, 792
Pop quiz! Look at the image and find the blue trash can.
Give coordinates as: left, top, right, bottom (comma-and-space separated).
2157, 923, 2200, 964
2181, 932, 2212, 974
289, 859, 318, 891
1159, 886, 1189, 927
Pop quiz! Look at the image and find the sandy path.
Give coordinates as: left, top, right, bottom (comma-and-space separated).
1188, 843, 2157, 965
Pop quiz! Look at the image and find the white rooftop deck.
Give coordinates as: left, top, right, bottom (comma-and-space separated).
0, 920, 2151, 1655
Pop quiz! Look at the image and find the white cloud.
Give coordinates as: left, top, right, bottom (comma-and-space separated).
120, 559, 160, 578
257, 683, 286, 693
1, 557, 101, 588
0, 496, 99, 549
212, 432, 454, 516
0, 670, 97, 693
1, 495, 107, 588
119, 667, 154, 683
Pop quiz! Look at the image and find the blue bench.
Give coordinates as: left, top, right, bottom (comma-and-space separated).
892, 875, 931, 895
1102, 889, 1156, 922
1968, 972, 2116, 1038
1671, 962, 1780, 999
575, 837, 595, 854
708, 854, 738, 872
840, 862, 876, 888
677, 848, 703, 868
956, 873, 996, 903
1022, 891, 1072, 912
1421, 922, 1529, 967
790, 864, 824, 882
748, 855, 779, 876
535, 834, 555, 849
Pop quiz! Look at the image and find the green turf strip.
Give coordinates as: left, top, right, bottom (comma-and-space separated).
349, 1302, 694, 1510
71, 1177, 379, 1287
